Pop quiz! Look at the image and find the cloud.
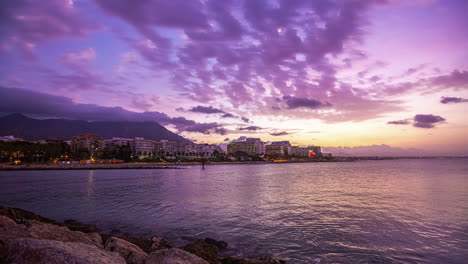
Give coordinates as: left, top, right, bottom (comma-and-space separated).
282, 96, 332, 110
440, 96, 468, 104
241, 117, 250, 123
413, 114, 445, 129
60, 48, 96, 69
0, 0, 100, 56
322, 144, 427, 157
430, 70, 468, 90
189, 105, 225, 114
238, 126, 261, 131
90, 0, 394, 123
387, 114, 446, 129
0, 86, 226, 135
270, 132, 289, 136
224, 138, 229, 142
221, 113, 236, 118
387, 119, 411, 125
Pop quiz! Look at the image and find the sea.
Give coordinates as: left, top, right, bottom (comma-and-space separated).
1, 159, 467, 263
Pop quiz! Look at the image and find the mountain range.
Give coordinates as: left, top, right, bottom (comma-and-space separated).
0, 113, 191, 144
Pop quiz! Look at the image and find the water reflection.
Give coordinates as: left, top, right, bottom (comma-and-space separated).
86, 170, 95, 198
0, 159, 467, 263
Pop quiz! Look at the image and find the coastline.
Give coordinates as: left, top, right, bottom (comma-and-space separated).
0, 206, 286, 264
1, 157, 462, 171
0, 160, 340, 171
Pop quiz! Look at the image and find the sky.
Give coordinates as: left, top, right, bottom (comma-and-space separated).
0, 0, 467, 155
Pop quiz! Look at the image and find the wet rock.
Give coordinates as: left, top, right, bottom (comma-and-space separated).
0, 219, 102, 248
0, 206, 56, 224
117, 235, 154, 254
0, 237, 126, 264
145, 248, 209, 264
182, 240, 219, 264
27, 220, 103, 248
204, 237, 228, 250
0, 215, 16, 227
104, 236, 148, 264
220, 256, 286, 264
150, 235, 172, 251
63, 219, 98, 233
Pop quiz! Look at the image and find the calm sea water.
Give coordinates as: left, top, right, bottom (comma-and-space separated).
1, 159, 467, 263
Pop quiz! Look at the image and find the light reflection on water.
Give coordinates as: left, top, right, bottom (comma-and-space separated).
1, 159, 467, 263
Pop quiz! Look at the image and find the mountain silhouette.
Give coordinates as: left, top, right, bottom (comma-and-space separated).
0, 113, 191, 143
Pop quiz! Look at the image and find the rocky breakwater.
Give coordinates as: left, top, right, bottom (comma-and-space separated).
0, 206, 285, 264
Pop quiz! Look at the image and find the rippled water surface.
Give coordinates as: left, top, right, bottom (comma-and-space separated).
1, 159, 467, 263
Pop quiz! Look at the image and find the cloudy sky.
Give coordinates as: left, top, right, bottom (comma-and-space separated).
0, 0, 467, 155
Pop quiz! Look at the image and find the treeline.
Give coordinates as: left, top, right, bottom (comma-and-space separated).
0, 141, 70, 163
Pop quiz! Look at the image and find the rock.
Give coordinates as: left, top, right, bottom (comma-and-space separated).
63, 219, 98, 233
150, 235, 171, 251
220, 256, 286, 264
104, 236, 148, 264
0, 215, 16, 227
27, 220, 103, 248
182, 240, 219, 264
0, 237, 126, 264
145, 248, 209, 264
204, 238, 228, 250
0, 219, 102, 248
117, 235, 154, 254
0, 206, 56, 224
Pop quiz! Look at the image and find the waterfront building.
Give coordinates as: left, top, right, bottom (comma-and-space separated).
71, 134, 104, 153
159, 140, 177, 154
265, 144, 285, 156
227, 141, 258, 155
271, 141, 292, 156
131, 137, 156, 158
105, 137, 133, 151
308, 146, 322, 157
246, 138, 265, 154
292, 146, 309, 157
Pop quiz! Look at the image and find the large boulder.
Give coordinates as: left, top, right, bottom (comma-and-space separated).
0, 219, 102, 248
145, 248, 209, 264
63, 219, 98, 233
182, 240, 219, 264
104, 236, 148, 264
0, 215, 16, 227
204, 238, 228, 250
150, 235, 171, 252
0, 206, 56, 224
0, 237, 126, 264
27, 220, 103, 248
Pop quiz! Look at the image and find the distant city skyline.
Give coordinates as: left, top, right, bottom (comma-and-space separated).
0, 0, 467, 156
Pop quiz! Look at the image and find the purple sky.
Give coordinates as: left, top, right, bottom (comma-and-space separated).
1, 0, 467, 155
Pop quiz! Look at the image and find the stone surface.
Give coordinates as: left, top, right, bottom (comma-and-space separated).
0, 219, 102, 249
0, 215, 16, 227
0, 206, 56, 224
63, 219, 98, 233
0, 237, 126, 264
145, 248, 209, 264
150, 235, 171, 252
204, 238, 228, 250
27, 220, 103, 248
182, 240, 219, 264
117, 235, 154, 254
104, 236, 148, 264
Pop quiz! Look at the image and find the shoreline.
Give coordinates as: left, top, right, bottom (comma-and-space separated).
0, 206, 286, 263
0, 160, 340, 171
1, 157, 464, 171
